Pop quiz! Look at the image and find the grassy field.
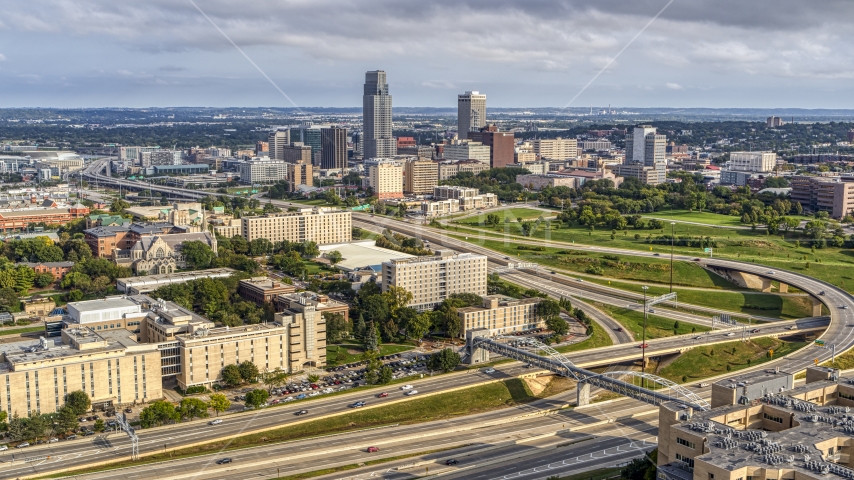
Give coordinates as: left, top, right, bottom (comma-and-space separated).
555, 321, 613, 353
45, 378, 559, 478
0, 326, 44, 337
594, 303, 711, 340
326, 344, 414, 367
819, 348, 854, 371
446, 214, 854, 292
657, 337, 807, 384
456, 208, 556, 226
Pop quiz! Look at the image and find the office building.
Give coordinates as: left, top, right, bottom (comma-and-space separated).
433, 186, 497, 210
238, 276, 297, 305
530, 138, 578, 160
287, 160, 313, 192
437, 160, 490, 181
255, 141, 269, 155
282, 143, 313, 164
289, 124, 325, 165
656, 367, 854, 480
421, 198, 460, 217
442, 141, 491, 164
398, 144, 434, 159
729, 151, 777, 173
148, 164, 209, 176
397, 137, 417, 149
241, 207, 352, 244
365, 159, 404, 200
0, 156, 31, 173
362, 71, 396, 159
580, 139, 612, 151
790, 175, 854, 219
321, 127, 348, 170
275, 291, 350, 323
119, 146, 160, 161
404, 159, 439, 195
625, 126, 666, 168
238, 158, 288, 184
268, 130, 290, 161
469, 125, 515, 169
614, 164, 666, 186
457, 91, 487, 140
457, 295, 543, 337
381, 251, 488, 311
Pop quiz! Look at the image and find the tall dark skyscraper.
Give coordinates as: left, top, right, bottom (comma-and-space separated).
320, 127, 348, 170
362, 70, 396, 159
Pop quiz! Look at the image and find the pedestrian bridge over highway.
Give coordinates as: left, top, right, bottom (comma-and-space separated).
466, 329, 711, 411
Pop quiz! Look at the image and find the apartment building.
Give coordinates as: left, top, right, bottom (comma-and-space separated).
433, 185, 497, 210
457, 295, 542, 337
791, 175, 854, 219
437, 160, 490, 181
241, 208, 352, 244
238, 276, 297, 305
614, 164, 666, 186
530, 138, 578, 160
442, 141, 491, 164
365, 159, 404, 200
139, 150, 182, 167
84, 225, 135, 258
421, 198, 460, 217
238, 158, 288, 184
404, 159, 439, 195
381, 251, 488, 310
211, 218, 242, 238
729, 151, 777, 172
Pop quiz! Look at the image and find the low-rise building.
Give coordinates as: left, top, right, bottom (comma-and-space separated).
614, 164, 666, 185
22, 295, 56, 318
19, 261, 75, 280
241, 208, 352, 245
437, 160, 490, 181
211, 218, 242, 238
432, 186, 497, 210
421, 198, 460, 217
728, 151, 777, 173
116, 268, 236, 294
275, 291, 350, 322
0, 203, 89, 232
238, 276, 297, 305
442, 140, 491, 164
791, 175, 854, 219
457, 295, 542, 337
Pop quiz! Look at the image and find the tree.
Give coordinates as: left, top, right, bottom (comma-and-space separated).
326, 250, 343, 266
324, 312, 350, 344
55, 406, 78, 435
379, 365, 393, 384
406, 311, 432, 341
364, 321, 379, 352
34, 272, 55, 288
238, 361, 260, 383
65, 390, 91, 415
208, 394, 231, 417
221, 364, 243, 386
110, 198, 130, 213
7, 412, 26, 441
261, 367, 289, 394
26, 411, 50, 441
383, 285, 413, 321
428, 348, 461, 373
178, 398, 210, 421
535, 299, 561, 321
444, 306, 461, 338
301, 240, 320, 259
0, 287, 20, 313
546, 316, 569, 336
181, 240, 215, 269
245, 389, 269, 409
93, 418, 105, 432
140, 400, 180, 428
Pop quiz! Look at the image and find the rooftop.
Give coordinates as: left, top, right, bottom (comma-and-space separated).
67, 296, 140, 314
318, 240, 413, 272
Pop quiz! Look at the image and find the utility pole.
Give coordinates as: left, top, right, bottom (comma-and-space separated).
670, 221, 675, 293
641, 285, 649, 386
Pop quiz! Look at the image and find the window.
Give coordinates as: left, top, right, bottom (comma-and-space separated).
675, 453, 694, 468
763, 412, 783, 423
677, 437, 696, 449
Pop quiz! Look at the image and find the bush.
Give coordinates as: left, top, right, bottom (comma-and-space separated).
180, 385, 209, 396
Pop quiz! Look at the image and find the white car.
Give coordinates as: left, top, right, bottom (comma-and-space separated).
767, 270, 776, 275
484, 368, 496, 374
209, 419, 223, 425
725, 332, 736, 337
401, 384, 414, 390
405, 390, 419, 396
0, 445, 7, 451
16, 442, 29, 449
698, 383, 710, 388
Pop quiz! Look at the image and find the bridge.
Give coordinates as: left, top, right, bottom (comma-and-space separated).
466, 329, 711, 411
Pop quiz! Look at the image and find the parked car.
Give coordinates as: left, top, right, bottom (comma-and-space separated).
0, 445, 7, 451
367, 446, 380, 453
66, 434, 78, 440
48, 438, 58, 443
16, 442, 29, 448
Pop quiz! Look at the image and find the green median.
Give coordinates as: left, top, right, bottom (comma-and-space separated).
594, 303, 711, 340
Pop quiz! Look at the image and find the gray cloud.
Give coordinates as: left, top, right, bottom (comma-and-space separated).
1, 0, 853, 107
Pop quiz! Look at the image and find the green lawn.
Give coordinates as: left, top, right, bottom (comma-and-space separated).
594, 303, 711, 340
0, 326, 44, 337
456, 208, 555, 226
46, 379, 545, 478
444, 215, 854, 292
326, 344, 414, 367
644, 209, 812, 229
658, 337, 807, 384
555, 321, 613, 353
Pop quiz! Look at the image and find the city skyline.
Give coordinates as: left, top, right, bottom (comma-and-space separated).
1, 1, 854, 108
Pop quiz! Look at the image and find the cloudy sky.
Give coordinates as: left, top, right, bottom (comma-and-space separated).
1, 0, 853, 108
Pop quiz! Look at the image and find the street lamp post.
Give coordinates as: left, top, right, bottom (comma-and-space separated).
670, 222, 675, 293
641, 285, 649, 385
